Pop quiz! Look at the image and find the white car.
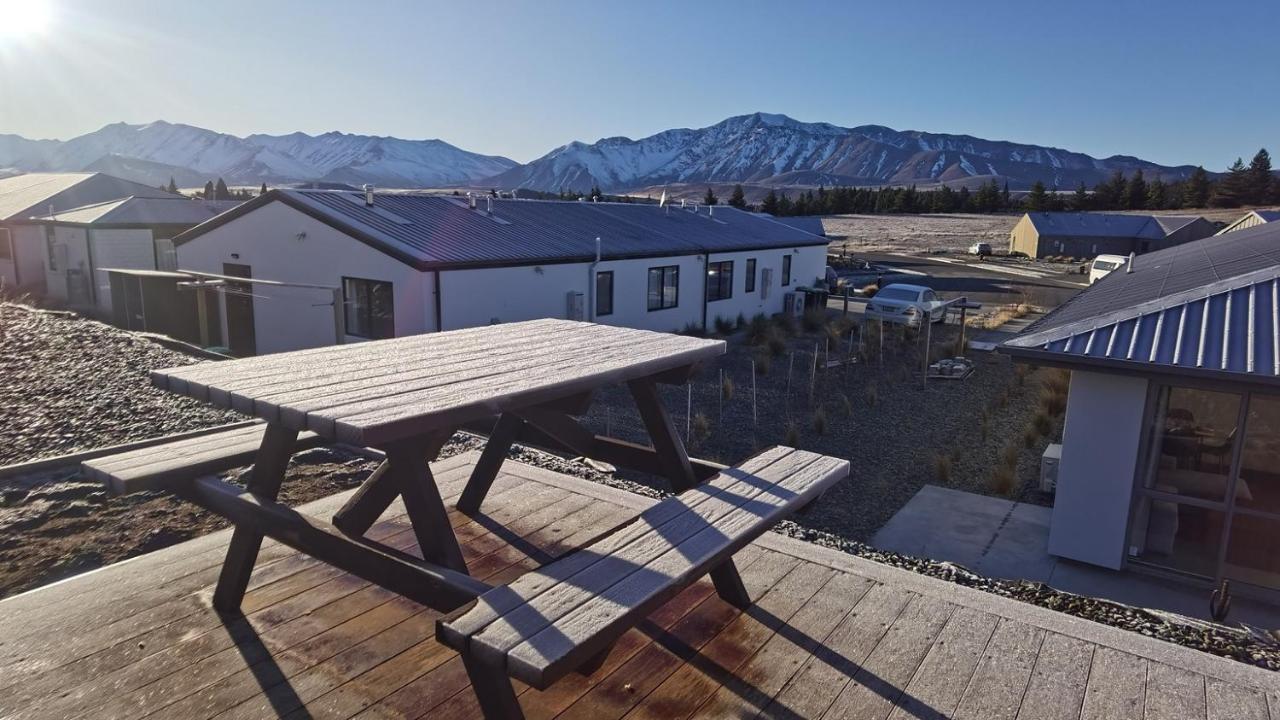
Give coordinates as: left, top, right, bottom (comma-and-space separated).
865, 283, 946, 327
1089, 254, 1127, 285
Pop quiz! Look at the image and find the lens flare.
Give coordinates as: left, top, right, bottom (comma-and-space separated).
0, 0, 52, 39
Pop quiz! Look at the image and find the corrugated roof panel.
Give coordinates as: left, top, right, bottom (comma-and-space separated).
1151, 307, 1183, 364
1200, 294, 1228, 369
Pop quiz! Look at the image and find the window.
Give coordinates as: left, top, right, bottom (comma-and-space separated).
745, 258, 756, 293
781, 254, 792, 286
706, 260, 733, 302
0, 228, 11, 262
595, 271, 613, 316
647, 265, 679, 311
342, 277, 395, 339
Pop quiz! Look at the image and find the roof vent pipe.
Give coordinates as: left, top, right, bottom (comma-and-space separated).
595, 236, 601, 263
468, 192, 476, 209
709, 205, 714, 217
680, 199, 686, 209
485, 195, 492, 214
363, 184, 375, 206
1127, 251, 1135, 273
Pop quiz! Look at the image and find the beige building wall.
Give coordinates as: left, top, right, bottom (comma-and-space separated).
1008, 214, 1041, 256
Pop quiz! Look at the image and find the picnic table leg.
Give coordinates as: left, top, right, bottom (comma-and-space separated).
458, 413, 526, 514
212, 423, 298, 614
462, 652, 524, 720
385, 439, 468, 573
333, 431, 452, 537
628, 378, 752, 609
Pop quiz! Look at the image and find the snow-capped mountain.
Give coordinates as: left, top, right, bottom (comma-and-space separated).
485, 112, 1199, 192
0, 121, 517, 188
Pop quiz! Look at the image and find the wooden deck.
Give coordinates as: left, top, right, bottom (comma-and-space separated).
2, 451, 1277, 719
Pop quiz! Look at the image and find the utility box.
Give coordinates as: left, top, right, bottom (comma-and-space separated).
1041, 443, 1062, 493
566, 291, 585, 321
783, 292, 804, 318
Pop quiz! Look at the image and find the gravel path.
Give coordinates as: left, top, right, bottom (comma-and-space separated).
0, 303, 240, 465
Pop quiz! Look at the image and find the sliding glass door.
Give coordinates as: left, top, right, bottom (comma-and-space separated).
1127, 385, 1280, 592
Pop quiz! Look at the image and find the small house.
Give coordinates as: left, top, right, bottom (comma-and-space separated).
1008, 212, 1215, 258
0, 172, 176, 293
1216, 209, 1280, 235
173, 190, 829, 355
1001, 221, 1280, 597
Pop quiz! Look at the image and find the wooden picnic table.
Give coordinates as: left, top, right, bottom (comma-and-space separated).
150, 318, 729, 615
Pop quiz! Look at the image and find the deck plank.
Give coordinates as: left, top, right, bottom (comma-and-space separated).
1016, 633, 1094, 720
886, 606, 999, 720
1145, 662, 1206, 720
953, 619, 1044, 720
819, 593, 957, 720
1080, 647, 1148, 720
1206, 677, 1270, 720
759, 583, 914, 719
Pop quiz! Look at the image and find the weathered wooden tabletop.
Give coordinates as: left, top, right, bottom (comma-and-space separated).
152, 319, 726, 446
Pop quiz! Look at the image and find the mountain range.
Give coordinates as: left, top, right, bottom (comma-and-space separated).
0, 114, 1199, 193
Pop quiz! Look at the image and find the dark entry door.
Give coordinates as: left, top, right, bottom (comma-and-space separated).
223, 263, 256, 356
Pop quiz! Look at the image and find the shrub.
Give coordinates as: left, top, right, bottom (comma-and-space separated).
753, 352, 771, 375
989, 464, 1017, 496
839, 392, 853, 418
812, 405, 828, 435
865, 382, 879, 407
713, 316, 735, 335
767, 330, 787, 357
1023, 428, 1039, 448
746, 313, 771, 345
1032, 411, 1052, 437
721, 374, 734, 402
801, 307, 825, 333
736, 313, 747, 330
934, 453, 952, 482
773, 313, 797, 337
860, 283, 879, 297
784, 422, 801, 447
691, 412, 711, 443
680, 321, 705, 337
1002, 443, 1019, 469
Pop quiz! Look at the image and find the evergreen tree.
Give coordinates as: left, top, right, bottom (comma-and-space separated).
1071, 182, 1090, 211
1146, 178, 1168, 210
728, 184, 747, 209
957, 186, 972, 212
1212, 159, 1249, 208
1183, 166, 1211, 208
588, 185, 603, 202
1025, 181, 1048, 211
776, 192, 793, 216
214, 178, 232, 201
761, 189, 779, 215
703, 187, 718, 206
166, 177, 178, 194
1001, 181, 1011, 209
259, 182, 268, 196
202, 180, 215, 199
1247, 148, 1273, 206
1125, 170, 1148, 210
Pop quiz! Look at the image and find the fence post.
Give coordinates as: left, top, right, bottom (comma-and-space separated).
809, 342, 818, 404
751, 360, 758, 446
686, 384, 692, 443
718, 368, 724, 427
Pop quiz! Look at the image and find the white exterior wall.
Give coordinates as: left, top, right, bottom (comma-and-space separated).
703, 245, 827, 327
176, 200, 433, 355
43, 225, 90, 304
90, 228, 156, 316
10, 225, 46, 293
593, 255, 704, 332
1049, 370, 1150, 569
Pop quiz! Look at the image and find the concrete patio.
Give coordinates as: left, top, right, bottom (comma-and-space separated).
873, 485, 1280, 628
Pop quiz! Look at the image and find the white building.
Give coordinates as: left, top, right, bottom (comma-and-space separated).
173, 190, 829, 355
1001, 221, 1280, 598
28, 195, 239, 315
0, 173, 176, 293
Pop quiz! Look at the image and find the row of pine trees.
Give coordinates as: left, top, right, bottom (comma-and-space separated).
159, 177, 266, 201
715, 148, 1276, 217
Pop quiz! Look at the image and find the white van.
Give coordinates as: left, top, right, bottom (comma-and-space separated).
1089, 254, 1128, 285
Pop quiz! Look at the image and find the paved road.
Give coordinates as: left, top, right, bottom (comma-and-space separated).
844, 252, 1085, 309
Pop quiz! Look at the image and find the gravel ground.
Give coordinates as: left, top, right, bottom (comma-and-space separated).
0, 303, 241, 464
821, 213, 1018, 255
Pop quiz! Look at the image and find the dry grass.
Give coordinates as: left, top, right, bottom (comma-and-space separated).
969, 302, 1034, 330
692, 412, 711, 443
753, 352, 771, 376
839, 392, 853, 418
860, 283, 879, 297
784, 422, 800, 447
721, 375, 734, 402
812, 405, 828, 436
865, 381, 879, 407
934, 453, 952, 483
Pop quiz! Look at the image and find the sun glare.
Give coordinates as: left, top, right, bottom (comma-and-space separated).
0, 0, 52, 39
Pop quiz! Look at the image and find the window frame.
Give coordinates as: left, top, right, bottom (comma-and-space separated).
706, 260, 733, 302
744, 258, 757, 293
342, 276, 396, 340
782, 254, 792, 286
595, 270, 614, 317
647, 265, 679, 311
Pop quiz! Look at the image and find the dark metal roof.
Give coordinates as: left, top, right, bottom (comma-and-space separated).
31, 196, 241, 227
174, 190, 828, 270
0, 172, 175, 222
1001, 221, 1280, 384
1025, 212, 1166, 239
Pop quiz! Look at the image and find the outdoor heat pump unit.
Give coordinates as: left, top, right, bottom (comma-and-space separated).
566, 291, 585, 321
783, 292, 804, 319
1040, 443, 1062, 493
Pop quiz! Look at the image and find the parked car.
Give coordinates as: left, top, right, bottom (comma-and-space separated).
969, 242, 993, 257
864, 283, 946, 327
1089, 254, 1128, 285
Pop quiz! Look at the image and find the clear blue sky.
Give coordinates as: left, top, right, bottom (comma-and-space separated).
0, 0, 1275, 168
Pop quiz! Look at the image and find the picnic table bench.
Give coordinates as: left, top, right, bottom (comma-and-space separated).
83, 319, 850, 719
